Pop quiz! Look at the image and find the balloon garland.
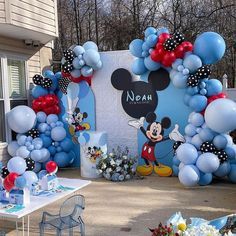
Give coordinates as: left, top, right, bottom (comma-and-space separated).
130, 27, 236, 186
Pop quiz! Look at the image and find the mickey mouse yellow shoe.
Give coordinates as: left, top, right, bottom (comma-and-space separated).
154, 164, 172, 177
136, 164, 153, 176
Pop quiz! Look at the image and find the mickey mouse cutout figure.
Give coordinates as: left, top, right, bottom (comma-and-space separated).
129, 112, 185, 176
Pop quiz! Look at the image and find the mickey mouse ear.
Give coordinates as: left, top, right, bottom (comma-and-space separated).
111, 68, 132, 90
146, 112, 157, 123
148, 68, 170, 91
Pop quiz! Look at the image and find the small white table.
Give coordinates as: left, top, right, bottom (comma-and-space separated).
0, 178, 91, 235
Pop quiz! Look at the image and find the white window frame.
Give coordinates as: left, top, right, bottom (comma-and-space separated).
0, 53, 29, 144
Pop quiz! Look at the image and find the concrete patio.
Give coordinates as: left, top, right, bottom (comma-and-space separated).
1, 168, 236, 236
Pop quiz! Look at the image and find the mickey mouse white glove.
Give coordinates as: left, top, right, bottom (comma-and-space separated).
128, 117, 145, 129
169, 124, 185, 142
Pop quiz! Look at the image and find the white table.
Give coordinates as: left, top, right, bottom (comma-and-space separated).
0, 178, 91, 235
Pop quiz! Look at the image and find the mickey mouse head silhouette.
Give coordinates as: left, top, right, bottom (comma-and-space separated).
111, 68, 170, 118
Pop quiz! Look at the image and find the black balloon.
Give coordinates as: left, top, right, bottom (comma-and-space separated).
1, 166, 9, 178
214, 150, 228, 164
63, 49, 75, 63
27, 128, 39, 138
195, 65, 211, 80
41, 77, 52, 89
187, 74, 199, 87
163, 38, 177, 51
25, 157, 35, 171
33, 74, 43, 85
200, 141, 216, 153
172, 32, 185, 45
62, 62, 73, 73
59, 77, 71, 94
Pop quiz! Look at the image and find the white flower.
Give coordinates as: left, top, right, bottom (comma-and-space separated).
183, 224, 220, 236
116, 160, 122, 166
167, 212, 186, 232
110, 159, 116, 166
109, 152, 114, 157
123, 155, 128, 160
106, 168, 112, 173
116, 167, 121, 172
124, 164, 128, 170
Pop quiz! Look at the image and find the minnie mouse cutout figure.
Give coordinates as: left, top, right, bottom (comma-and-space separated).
129, 112, 185, 176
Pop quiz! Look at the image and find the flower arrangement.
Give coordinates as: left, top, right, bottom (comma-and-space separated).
96, 146, 137, 181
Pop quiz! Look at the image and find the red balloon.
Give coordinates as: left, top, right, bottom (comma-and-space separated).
155, 43, 163, 50
181, 41, 193, 52
217, 92, 227, 98
162, 52, 176, 67
174, 45, 185, 58
158, 33, 170, 43
3, 178, 14, 192
46, 161, 58, 173
7, 173, 19, 185
151, 49, 161, 62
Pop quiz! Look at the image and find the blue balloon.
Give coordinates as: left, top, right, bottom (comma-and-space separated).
196, 153, 220, 173
46, 114, 58, 124
214, 162, 231, 177
193, 32, 226, 64
83, 132, 90, 142
81, 65, 93, 77
209, 216, 228, 230
178, 165, 200, 187
172, 59, 183, 70
185, 124, 197, 137
144, 27, 157, 37
173, 155, 181, 166
40, 134, 52, 147
73, 45, 85, 56
83, 49, 100, 67
8, 106, 36, 134
36, 112, 47, 123
38, 123, 48, 133
7, 141, 20, 156
17, 135, 27, 146
206, 79, 222, 96
23, 171, 38, 189
30, 150, 42, 162
50, 76, 58, 92
43, 70, 54, 78
199, 128, 214, 142
55, 72, 61, 79
16, 146, 30, 158
183, 94, 191, 106
228, 164, 236, 183
198, 172, 212, 186
172, 72, 188, 88
205, 98, 236, 133
38, 170, 48, 179
186, 86, 199, 95
146, 34, 158, 47
56, 121, 64, 127
56, 146, 62, 152
189, 113, 204, 127
78, 135, 86, 145
48, 145, 57, 156
189, 95, 207, 112
98, 133, 107, 146
71, 69, 81, 78
32, 86, 48, 98
60, 138, 73, 152
72, 58, 81, 70
142, 42, 150, 51
32, 138, 43, 150
7, 156, 27, 175
224, 146, 236, 160
172, 165, 179, 176
183, 54, 202, 73
176, 143, 198, 164
213, 135, 227, 150
132, 58, 147, 75
83, 41, 98, 51
33, 162, 41, 173
51, 126, 66, 142
93, 60, 102, 70
54, 152, 72, 167
144, 56, 160, 71
129, 39, 144, 57
39, 148, 50, 163
191, 134, 203, 149
15, 176, 27, 189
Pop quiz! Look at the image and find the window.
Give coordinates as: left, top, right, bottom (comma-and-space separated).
0, 57, 28, 143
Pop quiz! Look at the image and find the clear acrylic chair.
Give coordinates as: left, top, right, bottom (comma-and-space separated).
39, 195, 85, 236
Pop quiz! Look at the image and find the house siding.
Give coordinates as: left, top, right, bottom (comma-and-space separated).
0, 0, 6, 23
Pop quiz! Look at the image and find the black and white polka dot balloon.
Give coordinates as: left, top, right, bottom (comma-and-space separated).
62, 62, 73, 73
33, 74, 43, 85
200, 142, 216, 153
187, 74, 199, 87
163, 38, 177, 51
27, 128, 39, 139
214, 150, 228, 164
41, 77, 52, 89
63, 49, 75, 63
173, 141, 183, 154
1, 166, 9, 178
25, 158, 35, 171
173, 32, 185, 45
59, 77, 71, 94
196, 65, 211, 80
